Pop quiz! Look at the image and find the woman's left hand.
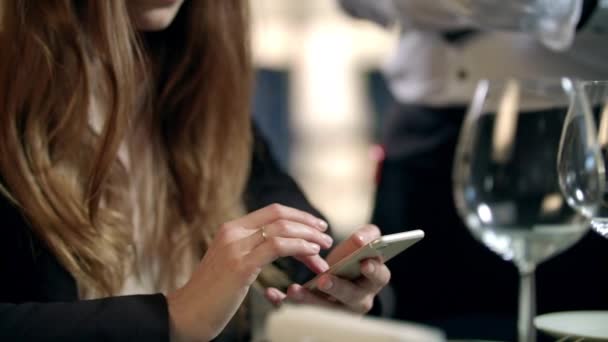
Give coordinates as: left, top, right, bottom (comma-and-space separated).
264, 225, 391, 314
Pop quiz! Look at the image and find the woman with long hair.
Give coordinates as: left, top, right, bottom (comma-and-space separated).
0, 1, 390, 340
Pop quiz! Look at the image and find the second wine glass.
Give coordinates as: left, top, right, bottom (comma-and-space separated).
453, 78, 603, 342
559, 80, 608, 238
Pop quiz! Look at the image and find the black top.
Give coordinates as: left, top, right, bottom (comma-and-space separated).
0, 125, 324, 341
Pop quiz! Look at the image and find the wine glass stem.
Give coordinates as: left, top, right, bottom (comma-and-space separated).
518, 266, 536, 342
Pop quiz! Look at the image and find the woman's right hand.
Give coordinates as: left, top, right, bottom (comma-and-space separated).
167, 203, 333, 341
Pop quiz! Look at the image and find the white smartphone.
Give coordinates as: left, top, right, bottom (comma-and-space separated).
303, 229, 424, 292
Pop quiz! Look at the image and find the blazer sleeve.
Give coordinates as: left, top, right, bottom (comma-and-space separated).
0, 295, 169, 341
0, 195, 170, 341
244, 124, 326, 222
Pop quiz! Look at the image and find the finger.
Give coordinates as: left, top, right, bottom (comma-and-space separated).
237, 220, 333, 252
294, 254, 330, 274
286, 284, 341, 309
235, 228, 267, 252
265, 287, 287, 307
315, 274, 371, 313
327, 224, 381, 265
248, 236, 321, 266
265, 220, 333, 249
231, 203, 328, 231
357, 259, 391, 293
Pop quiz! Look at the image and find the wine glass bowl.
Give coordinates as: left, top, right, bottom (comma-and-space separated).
453, 78, 603, 342
566, 80, 608, 238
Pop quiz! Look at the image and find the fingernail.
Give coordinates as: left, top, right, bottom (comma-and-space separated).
318, 220, 328, 230
292, 289, 304, 301
321, 277, 334, 291
318, 259, 330, 273
310, 243, 320, 252
366, 262, 375, 274
323, 234, 333, 246
355, 234, 367, 245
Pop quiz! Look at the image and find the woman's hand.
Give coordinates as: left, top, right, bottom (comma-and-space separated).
265, 225, 390, 314
167, 204, 333, 341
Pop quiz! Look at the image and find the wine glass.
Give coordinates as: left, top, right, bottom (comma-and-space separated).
453, 78, 603, 342
559, 80, 608, 238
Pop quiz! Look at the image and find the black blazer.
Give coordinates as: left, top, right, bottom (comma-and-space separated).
0, 126, 324, 341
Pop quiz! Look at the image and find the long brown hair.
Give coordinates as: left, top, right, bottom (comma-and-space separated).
0, 0, 252, 297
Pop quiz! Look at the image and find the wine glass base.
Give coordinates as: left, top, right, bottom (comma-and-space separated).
534, 311, 608, 341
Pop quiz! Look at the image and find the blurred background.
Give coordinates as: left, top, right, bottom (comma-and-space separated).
251, 0, 398, 239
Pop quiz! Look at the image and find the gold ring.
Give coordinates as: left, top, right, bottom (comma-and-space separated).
260, 226, 268, 241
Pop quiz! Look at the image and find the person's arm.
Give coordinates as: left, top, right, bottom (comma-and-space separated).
244, 124, 325, 223
338, 0, 398, 28
244, 125, 389, 317
340, 0, 583, 31
1, 172, 331, 341
244, 124, 328, 284
340, 0, 594, 50
338, 0, 476, 30
0, 196, 171, 341
0, 296, 169, 341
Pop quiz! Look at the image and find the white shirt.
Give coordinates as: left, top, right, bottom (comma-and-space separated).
89, 95, 191, 297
